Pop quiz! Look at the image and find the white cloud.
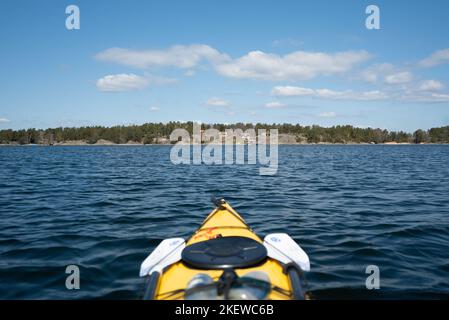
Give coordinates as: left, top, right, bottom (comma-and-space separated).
384, 71, 413, 84
419, 48, 449, 67
359, 64, 448, 101
418, 79, 444, 91
400, 91, 449, 103
0, 118, 10, 123
95, 44, 229, 69
184, 69, 196, 77
428, 93, 449, 101
361, 64, 415, 86
96, 73, 149, 92
271, 86, 315, 97
205, 97, 230, 107
271, 86, 388, 101
215, 50, 371, 81
265, 102, 285, 108
96, 45, 370, 81
360, 63, 395, 83
150, 107, 160, 112
318, 112, 337, 118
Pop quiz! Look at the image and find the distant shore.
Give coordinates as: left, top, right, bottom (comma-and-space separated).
0, 139, 438, 147
2, 123, 448, 145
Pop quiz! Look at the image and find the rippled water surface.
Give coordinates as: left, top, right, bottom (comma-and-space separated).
1, 145, 448, 299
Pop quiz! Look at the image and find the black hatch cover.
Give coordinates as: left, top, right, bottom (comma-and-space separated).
181, 236, 267, 269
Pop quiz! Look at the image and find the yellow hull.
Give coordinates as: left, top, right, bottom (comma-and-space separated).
153, 202, 294, 300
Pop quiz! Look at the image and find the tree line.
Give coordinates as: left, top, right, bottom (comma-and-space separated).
0, 122, 448, 145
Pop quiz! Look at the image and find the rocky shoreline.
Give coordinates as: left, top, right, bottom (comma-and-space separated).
0, 134, 440, 146
0, 141, 427, 146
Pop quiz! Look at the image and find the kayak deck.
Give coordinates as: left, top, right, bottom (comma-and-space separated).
153, 202, 293, 300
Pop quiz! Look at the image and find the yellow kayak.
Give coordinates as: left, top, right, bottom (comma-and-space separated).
140, 199, 310, 300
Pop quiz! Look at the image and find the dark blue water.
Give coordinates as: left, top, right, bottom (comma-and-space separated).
0, 145, 448, 299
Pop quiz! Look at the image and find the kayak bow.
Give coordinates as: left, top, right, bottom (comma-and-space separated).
140, 199, 310, 300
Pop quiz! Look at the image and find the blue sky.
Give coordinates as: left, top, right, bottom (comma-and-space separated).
1, 0, 449, 132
